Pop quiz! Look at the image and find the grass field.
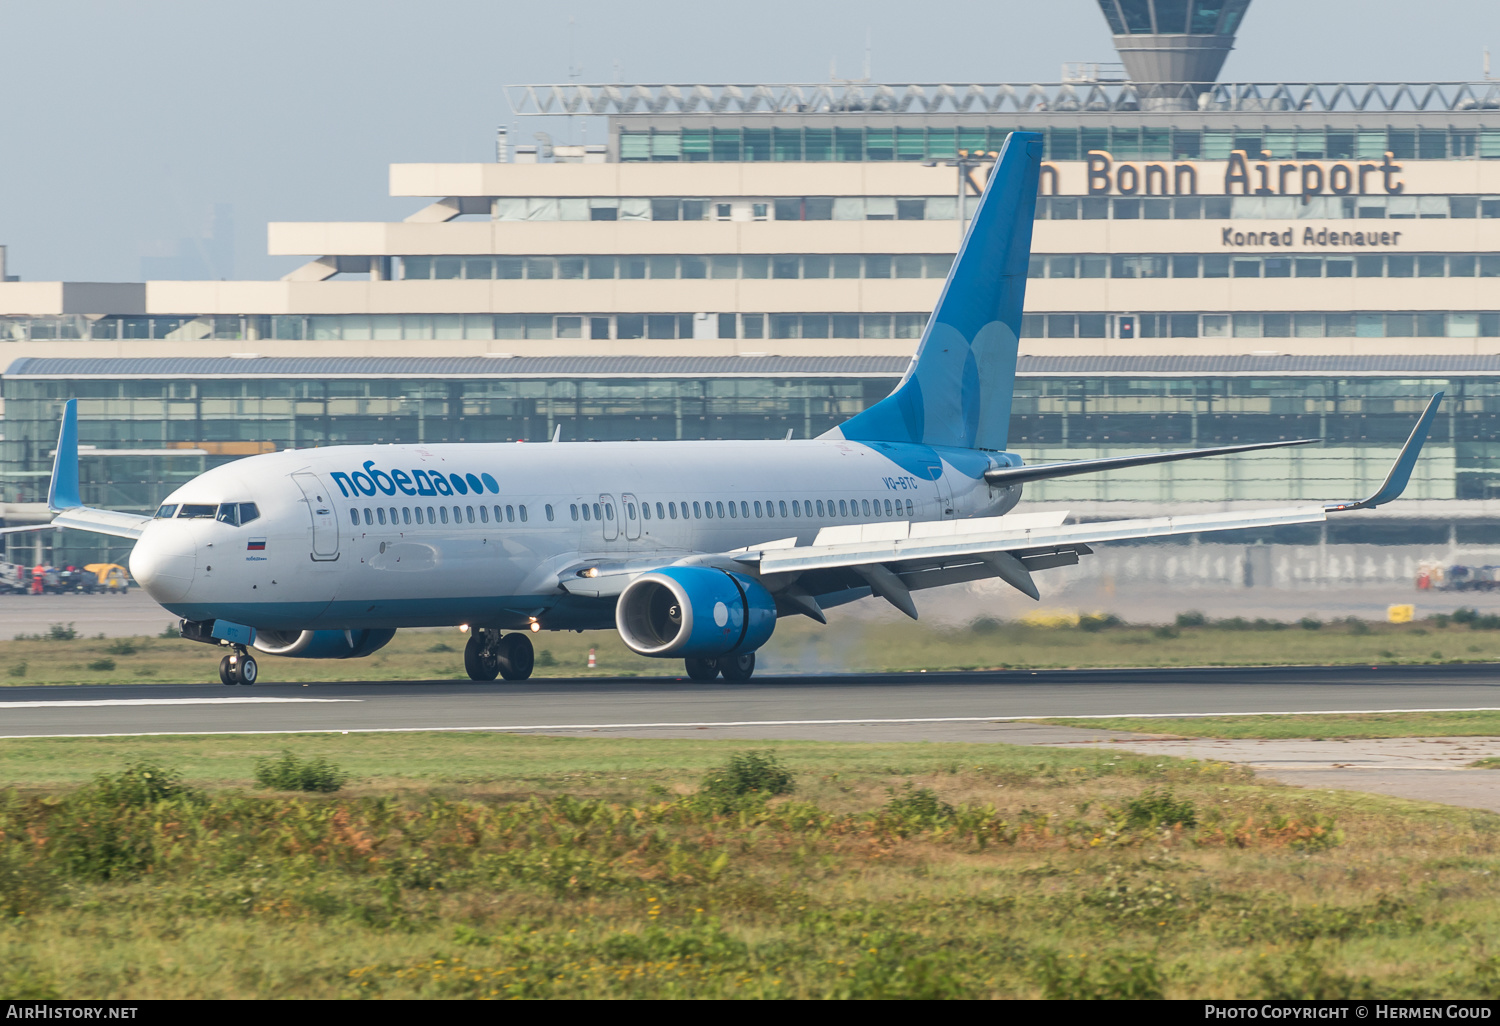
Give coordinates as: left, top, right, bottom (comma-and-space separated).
1, 732, 1498, 999
1042, 711, 1500, 740
7, 613, 1500, 686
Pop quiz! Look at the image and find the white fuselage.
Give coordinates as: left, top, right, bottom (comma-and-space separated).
128, 437, 1018, 632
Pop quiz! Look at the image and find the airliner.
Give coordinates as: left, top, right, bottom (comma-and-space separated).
5, 131, 1440, 686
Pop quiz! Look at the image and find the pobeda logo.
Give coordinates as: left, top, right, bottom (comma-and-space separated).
329, 461, 500, 499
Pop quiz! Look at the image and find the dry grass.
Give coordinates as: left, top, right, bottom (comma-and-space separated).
0, 732, 1498, 999
4, 614, 1500, 686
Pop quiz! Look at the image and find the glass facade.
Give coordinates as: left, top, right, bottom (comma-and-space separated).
619, 125, 1500, 163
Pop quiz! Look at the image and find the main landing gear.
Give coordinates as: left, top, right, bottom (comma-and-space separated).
684, 651, 756, 682
218, 646, 258, 686
464, 628, 535, 681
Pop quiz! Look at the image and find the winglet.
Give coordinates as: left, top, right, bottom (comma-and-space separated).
1325, 392, 1443, 512
47, 399, 82, 512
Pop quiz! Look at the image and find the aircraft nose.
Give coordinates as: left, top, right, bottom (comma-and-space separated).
129, 524, 196, 605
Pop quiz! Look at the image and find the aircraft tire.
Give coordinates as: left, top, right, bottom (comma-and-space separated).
718, 652, 755, 682
218, 655, 236, 686
496, 632, 534, 681
239, 655, 258, 685
684, 657, 718, 681
464, 634, 500, 681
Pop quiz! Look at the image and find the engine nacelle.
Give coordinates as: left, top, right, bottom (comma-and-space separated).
252, 628, 396, 659
615, 567, 776, 659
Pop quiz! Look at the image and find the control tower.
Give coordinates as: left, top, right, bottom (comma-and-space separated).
1097, 0, 1251, 108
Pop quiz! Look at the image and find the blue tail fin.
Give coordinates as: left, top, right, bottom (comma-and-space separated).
833, 130, 1043, 451
48, 398, 81, 512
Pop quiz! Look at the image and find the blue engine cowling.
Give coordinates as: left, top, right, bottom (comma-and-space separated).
615, 567, 776, 658
252, 628, 396, 659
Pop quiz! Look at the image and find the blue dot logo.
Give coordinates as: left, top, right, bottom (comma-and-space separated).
449, 473, 468, 495
481, 473, 499, 494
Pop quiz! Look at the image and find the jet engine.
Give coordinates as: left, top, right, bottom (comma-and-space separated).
252, 628, 396, 659
615, 567, 776, 658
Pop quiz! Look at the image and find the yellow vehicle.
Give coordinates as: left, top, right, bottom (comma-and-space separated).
84, 563, 131, 594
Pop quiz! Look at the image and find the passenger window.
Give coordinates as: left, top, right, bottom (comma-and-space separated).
592, 503, 602, 520
792, 500, 800, 516
627, 502, 636, 520
641, 503, 651, 520
813, 500, 822, 517
668, 502, 677, 519
779, 500, 788, 517
714, 501, 724, 518
507, 505, 515, 522
741, 501, 749, 518
178, 504, 217, 519
605, 504, 614, 520
377, 508, 386, 525
906, 499, 914, 516
754, 501, 762, 517
861, 499, 871, 516
463, 506, 472, 523
727, 501, 736, 518
364, 508, 374, 526
154, 504, 178, 519
693, 502, 701, 518
440, 507, 449, 524
403, 507, 412, 525
704, 502, 714, 519
415, 507, 425, 524
546, 504, 555, 521
390, 507, 398, 524
571, 503, 579, 521
519, 505, 528, 522
479, 505, 489, 523
427, 506, 436, 523
240, 502, 260, 525
884, 499, 892, 516
350, 509, 359, 526
839, 500, 848, 517
216, 504, 240, 527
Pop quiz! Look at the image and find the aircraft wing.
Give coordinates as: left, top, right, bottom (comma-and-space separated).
728, 392, 1443, 619
20, 398, 154, 541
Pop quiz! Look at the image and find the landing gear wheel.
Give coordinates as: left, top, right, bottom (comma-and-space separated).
238, 655, 258, 685
463, 633, 500, 681
219, 655, 236, 686
496, 632, 534, 681
684, 657, 718, 682
718, 652, 756, 682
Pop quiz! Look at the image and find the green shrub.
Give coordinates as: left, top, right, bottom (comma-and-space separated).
254, 751, 350, 793
6, 662, 26, 679
881, 783, 957, 829
1121, 788, 1197, 829
1078, 613, 1122, 633
1432, 613, 1451, 629
1299, 616, 1323, 630
1151, 625, 1179, 639
1033, 948, 1164, 1000
695, 751, 794, 810
1453, 607, 1479, 625
47, 623, 77, 641
159, 622, 181, 639
1251, 618, 1286, 631
105, 639, 138, 656
87, 658, 116, 672
1216, 616, 1250, 631
535, 649, 558, 667
72, 763, 195, 811
1174, 610, 1207, 628
426, 642, 454, 653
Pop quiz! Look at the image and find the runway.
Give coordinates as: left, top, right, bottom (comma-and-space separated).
2, 663, 1499, 739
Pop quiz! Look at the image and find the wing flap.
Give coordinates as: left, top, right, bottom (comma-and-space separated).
753, 505, 1327, 577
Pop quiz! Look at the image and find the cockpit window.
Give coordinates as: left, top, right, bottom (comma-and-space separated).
216, 504, 240, 526
177, 504, 217, 519
239, 503, 260, 525
154, 504, 178, 519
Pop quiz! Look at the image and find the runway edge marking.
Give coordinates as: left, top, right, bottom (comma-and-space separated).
4, 707, 1500, 740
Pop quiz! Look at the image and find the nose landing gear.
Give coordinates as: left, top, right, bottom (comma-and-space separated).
218, 647, 258, 686
463, 629, 534, 681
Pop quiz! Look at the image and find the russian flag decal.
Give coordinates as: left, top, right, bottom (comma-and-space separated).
247, 538, 267, 551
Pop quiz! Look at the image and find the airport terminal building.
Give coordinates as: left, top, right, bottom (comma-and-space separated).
4, 0, 1500, 574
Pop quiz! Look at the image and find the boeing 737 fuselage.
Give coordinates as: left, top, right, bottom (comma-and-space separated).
13, 132, 1441, 686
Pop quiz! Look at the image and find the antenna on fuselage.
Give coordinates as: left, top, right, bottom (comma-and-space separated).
551, 424, 563, 442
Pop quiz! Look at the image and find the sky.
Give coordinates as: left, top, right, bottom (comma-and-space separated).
0, 0, 1496, 283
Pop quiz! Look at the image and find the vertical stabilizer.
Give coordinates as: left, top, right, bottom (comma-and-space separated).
833, 130, 1043, 451
47, 398, 81, 512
